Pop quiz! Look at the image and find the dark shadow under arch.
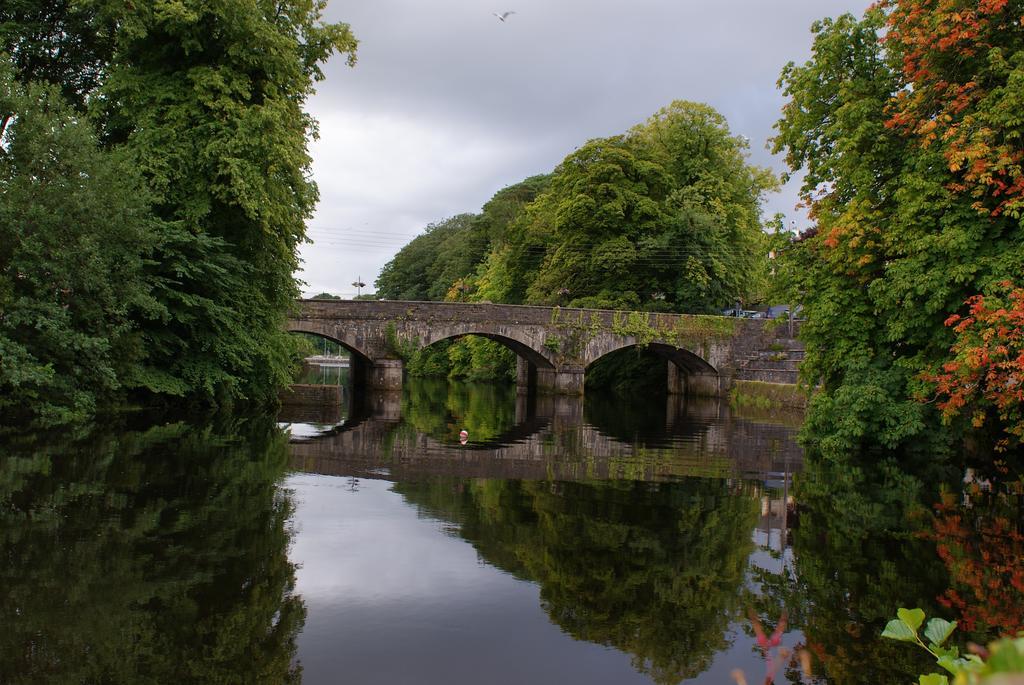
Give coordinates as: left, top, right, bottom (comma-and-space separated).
586, 342, 718, 376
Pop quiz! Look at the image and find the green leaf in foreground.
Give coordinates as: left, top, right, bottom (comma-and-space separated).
918, 674, 948, 685
882, 618, 919, 643
987, 636, 1024, 673
923, 618, 957, 648
898, 607, 926, 632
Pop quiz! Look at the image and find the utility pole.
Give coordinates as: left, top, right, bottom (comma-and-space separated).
351, 276, 365, 298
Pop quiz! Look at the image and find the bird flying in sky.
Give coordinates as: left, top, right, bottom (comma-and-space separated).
493, 11, 515, 22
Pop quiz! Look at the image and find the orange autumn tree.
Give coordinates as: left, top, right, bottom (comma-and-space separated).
929, 282, 1024, 450
882, 0, 1024, 219
879, 0, 1024, 449
773, 2, 1024, 458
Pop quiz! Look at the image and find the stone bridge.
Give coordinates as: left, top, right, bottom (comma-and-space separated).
287, 300, 800, 396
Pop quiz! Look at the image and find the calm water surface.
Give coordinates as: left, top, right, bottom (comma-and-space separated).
1, 377, 1020, 684
282, 379, 805, 685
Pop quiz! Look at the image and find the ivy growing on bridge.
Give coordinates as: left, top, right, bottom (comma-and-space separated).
384, 323, 420, 362
544, 306, 738, 363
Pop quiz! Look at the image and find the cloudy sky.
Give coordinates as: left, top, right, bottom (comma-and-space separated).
300, 0, 868, 297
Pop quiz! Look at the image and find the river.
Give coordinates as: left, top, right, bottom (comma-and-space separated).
1, 376, 1019, 684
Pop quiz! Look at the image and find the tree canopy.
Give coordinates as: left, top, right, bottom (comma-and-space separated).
377, 102, 775, 315
98, 0, 357, 406
772, 2, 1024, 458
0, 0, 113, 109
0, 0, 357, 423
0, 61, 156, 423
376, 176, 551, 302
376, 214, 483, 301
375, 102, 775, 386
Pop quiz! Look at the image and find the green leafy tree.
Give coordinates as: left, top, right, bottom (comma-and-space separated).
520, 136, 676, 308
405, 340, 454, 378
445, 336, 516, 383
1, 1, 358, 421
475, 175, 552, 246
376, 215, 477, 301
469, 175, 552, 304
0, 0, 113, 110
377, 176, 551, 304
426, 215, 491, 301
772, 5, 1024, 458
628, 101, 778, 311
475, 102, 776, 313
385, 103, 773, 316
93, 0, 357, 406
0, 59, 157, 424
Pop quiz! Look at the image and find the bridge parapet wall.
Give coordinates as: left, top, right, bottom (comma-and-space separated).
293, 299, 787, 332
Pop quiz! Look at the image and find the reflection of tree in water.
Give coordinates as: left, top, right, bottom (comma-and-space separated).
400, 378, 518, 443
583, 383, 670, 439
726, 454, 1024, 685
765, 457, 953, 684
0, 415, 304, 684
930, 466, 1024, 636
395, 477, 759, 684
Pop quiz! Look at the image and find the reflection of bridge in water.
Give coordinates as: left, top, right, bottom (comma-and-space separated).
304, 355, 349, 366
284, 392, 802, 484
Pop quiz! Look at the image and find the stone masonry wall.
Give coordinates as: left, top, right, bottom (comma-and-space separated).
288, 300, 805, 394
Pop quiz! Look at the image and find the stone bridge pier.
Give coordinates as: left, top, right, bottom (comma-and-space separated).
350, 357, 404, 392
287, 300, 797, 397
515, 358, 584, 395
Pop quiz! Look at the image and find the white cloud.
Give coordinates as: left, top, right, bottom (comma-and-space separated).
299, 108, 547, 296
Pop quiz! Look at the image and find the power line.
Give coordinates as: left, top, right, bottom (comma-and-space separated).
305, 226, 780, 242
302, 243, 763, 262
304, 233, 758, 251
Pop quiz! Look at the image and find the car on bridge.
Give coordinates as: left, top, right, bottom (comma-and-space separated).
721, 305, 803, 320
721, 308, 763, 318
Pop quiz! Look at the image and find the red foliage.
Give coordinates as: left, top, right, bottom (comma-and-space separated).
926, 282, 1024, 450
930, 493, 1024, 634
877, 0, 1024, 217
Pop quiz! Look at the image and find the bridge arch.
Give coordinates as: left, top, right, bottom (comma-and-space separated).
585, 341, 720, 396
421, 329, 556, 369
286, 322, 374, 363
586, 341, 718, 376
